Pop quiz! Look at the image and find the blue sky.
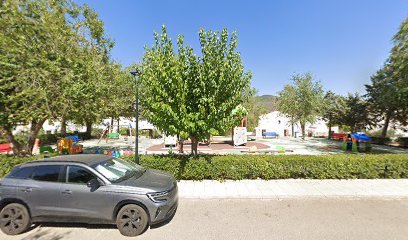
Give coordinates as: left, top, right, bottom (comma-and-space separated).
78, 0, 407, 96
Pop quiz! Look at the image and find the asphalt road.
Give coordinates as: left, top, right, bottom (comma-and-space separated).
2, 198, 408, 240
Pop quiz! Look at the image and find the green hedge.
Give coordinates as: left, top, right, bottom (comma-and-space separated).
126, 154, 408, 180
0, 154, 53, 178
1, 154, 408, 180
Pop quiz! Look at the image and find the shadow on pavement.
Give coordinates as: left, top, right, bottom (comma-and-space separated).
21, 225, 72, 240
20, 215, 177, 239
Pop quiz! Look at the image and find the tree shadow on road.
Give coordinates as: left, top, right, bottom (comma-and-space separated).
21, 225, 73, 240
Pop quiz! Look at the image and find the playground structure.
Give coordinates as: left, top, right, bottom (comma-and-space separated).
98, 124, 132, 144
341, 133, 372, 152
90, 148, 134, 157
57, 138, 83, 154
0, 143, 12, 155
331, 133, 347, 141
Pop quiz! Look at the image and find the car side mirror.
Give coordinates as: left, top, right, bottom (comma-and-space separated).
87, 178, 101, 190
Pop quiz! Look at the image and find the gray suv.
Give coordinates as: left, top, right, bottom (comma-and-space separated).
0, 154, 178, 237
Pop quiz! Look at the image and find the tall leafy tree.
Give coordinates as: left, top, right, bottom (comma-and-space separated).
276, 73, 324, 139
140, 26, 253, 155
0, 0, 116, 155
322, 91, 346, 138
365, 68, 401, 138
389, 19, 408, 117
365, 19, 408, 137
339, 93, 371, 133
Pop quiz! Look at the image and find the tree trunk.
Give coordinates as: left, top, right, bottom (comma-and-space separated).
190, 135, 199, 156
328, 124, 332, 140
61, 116, 67, 135
3, 126, 23, 156
117, 118, 120, 133
300, 122, 306, 140
179, 139, 184, 154
85, 120, 93, 139
291, 116, 294, 137
328, 116, 332, 140
381, 111, 392, 138
26, 118, 47, 155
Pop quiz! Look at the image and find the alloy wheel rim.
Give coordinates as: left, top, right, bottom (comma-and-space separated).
0, 207, 25, 233
119, 209, 144, 234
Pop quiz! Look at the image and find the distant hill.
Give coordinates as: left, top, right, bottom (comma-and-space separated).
246, 95, 277, 131
253, 95, 277, 113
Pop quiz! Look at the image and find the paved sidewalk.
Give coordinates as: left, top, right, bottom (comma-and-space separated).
177, 179, 408, 199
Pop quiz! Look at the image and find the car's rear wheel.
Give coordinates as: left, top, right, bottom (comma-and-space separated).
116, 204, 148, 236
0, 203, 31, 235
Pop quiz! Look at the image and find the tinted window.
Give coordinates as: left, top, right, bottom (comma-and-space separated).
67, 166, 95, 184
9, 166, 35, 179
32, 165, 62, 182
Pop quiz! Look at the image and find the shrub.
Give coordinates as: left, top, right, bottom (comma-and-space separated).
91, 128, 104, 139
1, 154, 407, 180
119, 128, 129, 136
38, 134, 58, 145
0, 154, 57, 178
397, 137, 408, 148
123, 154, 408, 180
370, 137, 391, 145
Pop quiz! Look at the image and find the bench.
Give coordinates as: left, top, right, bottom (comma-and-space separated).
262, 132, 279, 138
0, 143, 12, 154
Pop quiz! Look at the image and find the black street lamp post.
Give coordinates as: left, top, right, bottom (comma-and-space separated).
130, 70, 140, 164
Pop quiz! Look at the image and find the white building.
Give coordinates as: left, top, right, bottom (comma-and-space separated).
256, 111, 338, 138
12, 118, 156, 135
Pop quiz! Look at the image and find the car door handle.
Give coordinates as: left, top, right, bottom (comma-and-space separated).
61, 190, 72, 194
21, 187, 32, 193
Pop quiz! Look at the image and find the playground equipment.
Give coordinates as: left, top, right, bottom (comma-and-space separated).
84, 147, 134, 157
57, 138, 83, 154
98, 124, 132, 144
331, 133, 347, 141
341, 133, 372, 152
0, 143, 12, 154
39, 146, 54, 154
65, 135, 80, 142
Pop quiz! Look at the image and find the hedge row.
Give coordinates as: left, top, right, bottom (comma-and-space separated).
1, 154, 407, 180
126, 154, 408, 180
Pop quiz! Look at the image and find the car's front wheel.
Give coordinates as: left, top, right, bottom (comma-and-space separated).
0, 203, 31, 235
116, 204, 148, 236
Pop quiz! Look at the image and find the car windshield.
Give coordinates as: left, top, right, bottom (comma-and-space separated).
92, 158, 145, 182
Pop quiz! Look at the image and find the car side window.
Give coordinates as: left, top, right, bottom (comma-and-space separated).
67, 166, 96, 184
8, 166, 35, 179
31, 165, 63, 182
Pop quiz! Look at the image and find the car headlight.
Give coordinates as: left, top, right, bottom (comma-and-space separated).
147, 191, 169, 203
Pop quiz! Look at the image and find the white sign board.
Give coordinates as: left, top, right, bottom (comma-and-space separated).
234, 127, 247, 146
164, 135, 177, 147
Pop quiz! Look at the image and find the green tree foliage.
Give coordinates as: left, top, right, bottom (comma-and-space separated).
139, 26, 253, 155
0, 0, 124, 155
389, 19, 408, 113
322, 91, 346, 138
365, 19, 408, 137
276, 73, 324, 139
339, 93, 370, 133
